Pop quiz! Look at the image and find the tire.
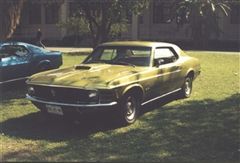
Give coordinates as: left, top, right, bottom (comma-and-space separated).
118, 93, 139, 125
180, 76, 193, 98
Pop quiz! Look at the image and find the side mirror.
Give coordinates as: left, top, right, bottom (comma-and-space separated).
154, 58, 164, 67
172, 56, 177, 62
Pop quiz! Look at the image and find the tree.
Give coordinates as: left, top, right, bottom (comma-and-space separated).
0, 0, 25, 40
61, 0, 149, 46
58, 16, 90, 45
170, 0, 232, 48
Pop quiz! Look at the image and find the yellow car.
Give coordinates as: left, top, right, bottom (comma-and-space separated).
26, 41, 200, 125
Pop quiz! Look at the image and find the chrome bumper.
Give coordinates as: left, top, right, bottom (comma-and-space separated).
26, 94, 118, 108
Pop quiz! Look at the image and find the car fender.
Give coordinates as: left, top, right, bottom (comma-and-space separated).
185, 68, 195, 78
184, 57, 200, 79
36, 60, 52, 71
122, 83, 145, 100
37, 59, 51, 67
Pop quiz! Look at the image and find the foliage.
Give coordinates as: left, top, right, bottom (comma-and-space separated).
0, 0, 66, 41
170, 0, 233, 48
57, 16, 90, 45
0, 51, 239, 161
66, 0, 150, 46
0, 0, 25, 40
58, 17, 89, 36
109, 21, 128, 40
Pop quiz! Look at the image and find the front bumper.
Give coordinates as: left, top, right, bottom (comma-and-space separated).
26, 94, 118, 115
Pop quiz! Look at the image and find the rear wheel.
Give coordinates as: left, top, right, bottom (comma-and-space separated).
180, 76, 193, 98
37, 63, 50, 72
118, 93, 139, 125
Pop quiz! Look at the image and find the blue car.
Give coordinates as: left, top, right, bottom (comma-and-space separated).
0, 42, 62, 85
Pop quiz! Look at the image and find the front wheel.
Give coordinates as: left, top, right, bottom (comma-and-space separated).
118, 93, 139, 125
179, 76, 193, 98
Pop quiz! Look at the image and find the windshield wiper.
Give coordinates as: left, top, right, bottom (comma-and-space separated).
110, 61, 135, 67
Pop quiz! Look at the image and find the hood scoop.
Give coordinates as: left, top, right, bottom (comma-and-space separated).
74, 65, 91, 70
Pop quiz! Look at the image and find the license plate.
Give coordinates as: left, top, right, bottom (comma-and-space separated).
46, 104, 63, 115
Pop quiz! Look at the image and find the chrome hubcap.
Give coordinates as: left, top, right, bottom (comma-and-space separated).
185, 79, 191, 95
126, 97, 136, 121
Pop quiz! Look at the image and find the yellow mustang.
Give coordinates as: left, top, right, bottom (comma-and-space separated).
26, 41, 200, 125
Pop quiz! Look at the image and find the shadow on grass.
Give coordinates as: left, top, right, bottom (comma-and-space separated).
0, 109, 123, 141
0, 81, 27, 101
1, 93, 240, 161
0, 93, 179, 142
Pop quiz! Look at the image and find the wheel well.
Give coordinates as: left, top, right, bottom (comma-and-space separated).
187, 70, 194, 79
124, 86, 144, 102
36, 60, 51, 72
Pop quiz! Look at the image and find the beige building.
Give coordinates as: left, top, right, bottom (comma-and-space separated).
14, 0, 240, 44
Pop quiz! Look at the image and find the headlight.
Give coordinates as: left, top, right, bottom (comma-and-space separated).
87, 90, 99, 104
27, 86, 35, 95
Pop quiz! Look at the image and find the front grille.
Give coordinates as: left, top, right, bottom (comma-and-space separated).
32, 85, 98, 104
99, 91, 116, 103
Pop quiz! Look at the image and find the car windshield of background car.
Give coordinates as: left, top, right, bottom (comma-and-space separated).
28, 44, 50, 53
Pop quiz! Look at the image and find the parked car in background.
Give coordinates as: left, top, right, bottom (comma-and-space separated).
26, 41, 200, 125
0, 42, 62, 85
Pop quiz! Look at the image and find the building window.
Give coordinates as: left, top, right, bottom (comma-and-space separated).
153, 2, 171, 24
28, 3, 41, 24
45, 4, 60, 24
230, 3, 240, 24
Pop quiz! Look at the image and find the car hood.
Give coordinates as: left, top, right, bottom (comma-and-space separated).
28, 63, 146, 89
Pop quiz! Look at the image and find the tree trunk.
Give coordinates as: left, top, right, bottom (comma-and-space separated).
81, 2, 112, 47
99, 4, 109, 44
0, 0, 25, 40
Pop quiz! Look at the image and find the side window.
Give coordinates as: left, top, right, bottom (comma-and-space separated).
100, 49, 117, 60
15, 46, 29, 56
154, 48, 177, 65
1, 45, 29, 57
132, 50, 150, 57
155, 48, 174, 59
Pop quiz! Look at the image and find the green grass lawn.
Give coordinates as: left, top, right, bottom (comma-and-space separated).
0, 51, 239, 162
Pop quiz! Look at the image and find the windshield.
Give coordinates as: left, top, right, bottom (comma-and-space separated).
83, 46, 151, 67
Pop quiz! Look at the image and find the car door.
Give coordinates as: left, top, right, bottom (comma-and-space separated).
153, 47, 182, 96
0, 45, 31, 83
